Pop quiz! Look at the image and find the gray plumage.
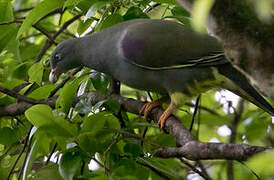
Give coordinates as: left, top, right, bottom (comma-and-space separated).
49, 19, 274, 127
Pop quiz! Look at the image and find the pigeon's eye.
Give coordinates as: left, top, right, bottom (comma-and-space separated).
55, 53, 62, 61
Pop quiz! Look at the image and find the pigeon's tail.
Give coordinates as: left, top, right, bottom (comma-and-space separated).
217, 63, 274, 116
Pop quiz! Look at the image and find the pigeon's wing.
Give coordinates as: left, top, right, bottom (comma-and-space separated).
120, 20, 228, 70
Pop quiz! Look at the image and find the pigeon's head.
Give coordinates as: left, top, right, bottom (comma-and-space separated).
49, 39, 82, 83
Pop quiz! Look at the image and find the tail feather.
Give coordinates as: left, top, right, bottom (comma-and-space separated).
217, 63, 274, 116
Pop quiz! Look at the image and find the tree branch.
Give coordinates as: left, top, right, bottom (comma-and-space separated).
0, 90, 269, 160
176, 0, 274, 98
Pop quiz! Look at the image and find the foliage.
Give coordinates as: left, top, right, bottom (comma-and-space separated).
0, 0, 273, 179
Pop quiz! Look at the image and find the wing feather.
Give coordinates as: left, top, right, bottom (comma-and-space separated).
120, 20, 228, 70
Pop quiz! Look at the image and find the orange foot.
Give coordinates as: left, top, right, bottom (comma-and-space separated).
158, 103, 176, 129
140, 100, 162, 119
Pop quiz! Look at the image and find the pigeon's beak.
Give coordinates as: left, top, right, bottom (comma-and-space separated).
49, 68, 58, 83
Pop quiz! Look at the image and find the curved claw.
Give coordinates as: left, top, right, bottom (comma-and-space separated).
140, 100, 162, 119
158, 103, 176, 129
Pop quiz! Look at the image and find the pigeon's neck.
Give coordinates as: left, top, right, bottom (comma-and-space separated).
78, 34, 110, 74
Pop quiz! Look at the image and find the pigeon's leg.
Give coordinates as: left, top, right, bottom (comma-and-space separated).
158, 92, 187, 128
158, 103, 176, 129
139, 96, 168, 119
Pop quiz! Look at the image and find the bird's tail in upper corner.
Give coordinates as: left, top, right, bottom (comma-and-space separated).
217, 63, 274, 116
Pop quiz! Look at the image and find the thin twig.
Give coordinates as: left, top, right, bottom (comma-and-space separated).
0, 85, 42, 104
18, 131, 34, 180
7, 127, 32, 180
91, 157, 109, 172
103, 135, 121, 173
197, 161, 211, 180
48, 67, 82, 98
189, 95, 201, 132
136, 160, 171, 180
227, 99, 245, 180
185, 102, 220, 116
36, 14, 82, 62
32, 24, 58, 45
45, 143, 58, 165
15, 7, 33, 13
0, 20, 23, 25
180, 158, 211, 180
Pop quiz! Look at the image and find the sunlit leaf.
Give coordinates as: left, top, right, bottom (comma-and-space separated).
191, 0, 215, 32
0, 0, 13, 23
28, 62, 44, 85
17, 0, 64, 38
247, 150, 274, 175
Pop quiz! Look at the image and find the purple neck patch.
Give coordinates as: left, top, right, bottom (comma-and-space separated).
121, 35, 145, 60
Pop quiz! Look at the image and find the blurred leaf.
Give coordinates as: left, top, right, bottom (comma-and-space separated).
84, 1, 110, 21
123, 140, 142, 157
17, 0, 64, 38
137, 157, 181, 179
191, 0, 215, 32
255, 0, 272, 22
59, 148, 82, 180
153, 0, 176, 4
75, 97, 93, 115
64, 0, 85, 8
28, 62, 44, 85
31, 165, 63, 180
0, 25, 18, 53
0, 127, 18, 145
77, 19, 94, 35
0, 0, 13, 23
123, 7, 149, 21
98, 13, 124, 30
247, 150, 274, 175
245, 113, 269, 141
170, 6, 191, 26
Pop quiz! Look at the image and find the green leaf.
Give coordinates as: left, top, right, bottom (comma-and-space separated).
170, 6, 191, 26
90, 72, 109, 93
78, 112, 119, 153
59, 148, 82, 180
153, 0, 176, 4
77, 19, 94, 35
137, 157, 181, 179
28, 62, 44, 85
25, 104, 77, 137
0, 25, 18, 53
84, 1, 110, 21
247, 150, 274, 175
32, 165, 63, 180
0, 127, 18, 145
34, 129, 53, 155
56, 77, 84, 114
123, 141, 142, 157
191, 0, 215, 32
98, 14, 124, 30
17, 0, 64, 38
0, 0, 13, 23
64, 0, 85, 8
27, 84, 56, 100
25, 104, 55, 127
123, 7, 149, 21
